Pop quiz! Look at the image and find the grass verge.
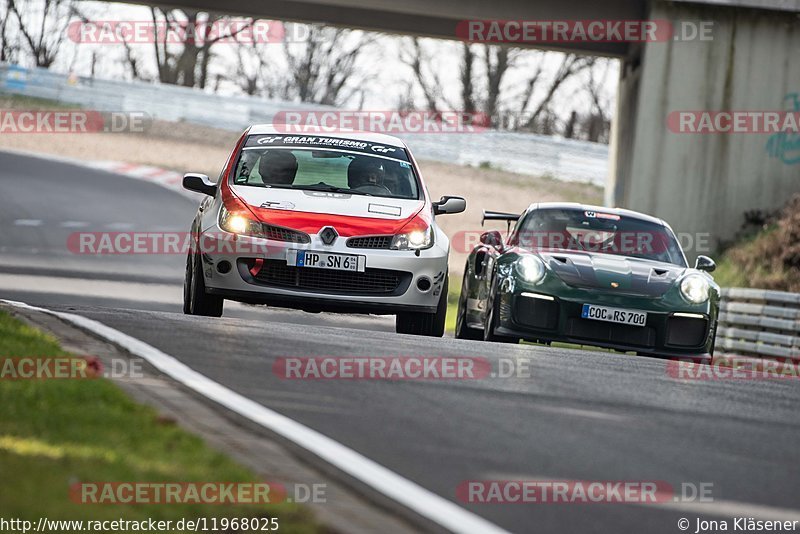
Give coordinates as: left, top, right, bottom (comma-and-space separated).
0, 309, 318, 533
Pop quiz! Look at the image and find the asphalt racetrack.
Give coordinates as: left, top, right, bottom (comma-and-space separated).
2, 150, 800, 533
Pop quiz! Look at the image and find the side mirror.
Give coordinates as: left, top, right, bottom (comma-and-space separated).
480, 230, 504, 251
695, 255, 716, 272
183, 173, 217, 196
433, 195, 466, 215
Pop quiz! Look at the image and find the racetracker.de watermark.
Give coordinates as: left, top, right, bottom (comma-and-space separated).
0, 356, 142, 380
67, 19, 296, 44
668, 356, 800, 380
273, 356, 532, 380
450, 230, 712, 255
67, 232, 289, 255
271, 111, 490, 134
457, 20, 714, 43
0, 111, 150, 134
668, 110, 800, 134
457, 480, 714, 504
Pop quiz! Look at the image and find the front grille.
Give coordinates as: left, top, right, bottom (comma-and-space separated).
346, 236, 392, 249
565, 318, 656, 348
262, 224, 310, 244
247, 259, 410, 295
666, 315, 708, 347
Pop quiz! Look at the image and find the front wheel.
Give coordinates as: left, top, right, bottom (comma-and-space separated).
455, 273, 482, 340
184, 252, 224, 317
483, 286, 518, 344
396, 278, 447, 337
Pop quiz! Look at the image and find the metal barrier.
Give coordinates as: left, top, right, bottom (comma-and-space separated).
0, 63, 609, 185
717, 287, 800, 359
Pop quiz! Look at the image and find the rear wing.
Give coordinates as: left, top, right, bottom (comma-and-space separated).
482, 210, 520, 234
481, 211, 520, 225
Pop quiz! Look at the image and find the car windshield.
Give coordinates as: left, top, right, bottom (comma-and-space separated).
513, 208, 686, 266
232, 147, 420, 200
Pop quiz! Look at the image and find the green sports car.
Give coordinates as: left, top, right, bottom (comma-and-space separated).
455, 203, 719, 361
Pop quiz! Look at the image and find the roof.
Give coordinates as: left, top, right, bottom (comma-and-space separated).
247, 124, 408, 148
528, 202, 666, 226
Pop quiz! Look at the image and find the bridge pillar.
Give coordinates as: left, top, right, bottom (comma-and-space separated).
610, 1, 800, 256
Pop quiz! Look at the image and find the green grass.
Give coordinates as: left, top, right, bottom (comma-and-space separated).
709, 255, 750, 288
711, 223, 797, 291
0, 310, 318, 533
445, 274, 461, 333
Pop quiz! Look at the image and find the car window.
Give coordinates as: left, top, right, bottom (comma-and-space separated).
233, 147, 420, 200
514, 208, 687, 266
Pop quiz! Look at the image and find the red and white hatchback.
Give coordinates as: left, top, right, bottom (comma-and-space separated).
182, 125, 466, 336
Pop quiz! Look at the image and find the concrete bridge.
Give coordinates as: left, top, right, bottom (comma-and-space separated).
125, 0, 800, 253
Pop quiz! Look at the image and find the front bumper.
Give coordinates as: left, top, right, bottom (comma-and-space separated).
494, 285, 716, 360
197, 228, 448, 314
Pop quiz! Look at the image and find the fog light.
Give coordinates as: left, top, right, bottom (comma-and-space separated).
217, 261, 232, 274
416, 277, 432, 292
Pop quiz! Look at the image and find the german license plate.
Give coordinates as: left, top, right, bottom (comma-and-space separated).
581, 304, 647, 326
286, 250, 365, 272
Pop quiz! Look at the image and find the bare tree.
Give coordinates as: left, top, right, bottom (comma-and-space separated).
0, 0, 19, 63
231, 43, 274, 96
283, 24, 375, 106
459, 43, 476, 114
400, 38, 455, 113
578, 58, 613, 142
481, 44, 517, 124
7, 0, 73, 68
516, 54, 595, 131
150, 8, 250, 88
231, 23, 375, 106
402, 40, 593, 133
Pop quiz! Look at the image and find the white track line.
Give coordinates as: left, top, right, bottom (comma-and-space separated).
1, 299, 509, 534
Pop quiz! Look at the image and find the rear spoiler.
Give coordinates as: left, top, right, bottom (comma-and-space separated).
482, 210, 520, 234
482, 210, 520, 227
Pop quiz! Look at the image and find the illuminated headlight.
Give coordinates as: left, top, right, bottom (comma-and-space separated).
516, 255, 546, 283
219, 205, 261, 236
680, 274, 710, 304
391, 226, 433, 250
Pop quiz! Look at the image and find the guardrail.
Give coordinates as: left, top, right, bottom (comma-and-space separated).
717, 288, 800, 360
0, 62, 609, 185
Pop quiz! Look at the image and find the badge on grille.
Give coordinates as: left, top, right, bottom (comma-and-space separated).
320, 226, 338, 245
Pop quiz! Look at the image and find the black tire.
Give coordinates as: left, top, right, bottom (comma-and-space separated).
455, 273, 482, 340
483, 284, 518, 344
709, 320, 718, 358
184, 252, 224, 317
396, 278, 447, 337
183, 252, 192, 314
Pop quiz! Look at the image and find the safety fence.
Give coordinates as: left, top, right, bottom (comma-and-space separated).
0, 63, 609, 185
718, 287, 800, 360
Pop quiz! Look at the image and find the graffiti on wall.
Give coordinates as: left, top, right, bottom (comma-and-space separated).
765, 93, 800, 165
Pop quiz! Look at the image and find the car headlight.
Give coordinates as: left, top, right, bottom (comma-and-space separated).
516, 255, 545, 283
680, 273, 710, 304
391, 226, 433, 250
219, 205, 262, 236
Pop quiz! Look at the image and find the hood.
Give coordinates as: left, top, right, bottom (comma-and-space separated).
230, 185, 427, 236
538, 251, 685, 297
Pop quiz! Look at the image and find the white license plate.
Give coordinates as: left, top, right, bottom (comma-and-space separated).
286, 250, 365, 272
581, 304, 647, 326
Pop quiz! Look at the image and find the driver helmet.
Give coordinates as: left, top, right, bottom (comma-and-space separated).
347, 157, 385, 189
259, 150, 298, 185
